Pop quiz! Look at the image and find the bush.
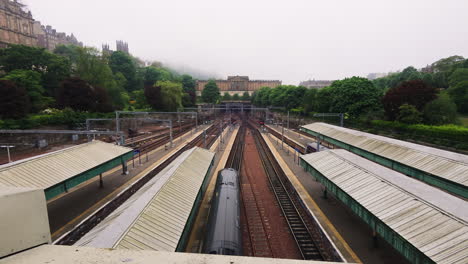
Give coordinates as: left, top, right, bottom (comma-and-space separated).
371, 120, 468, 144
397, 104, 422, 124
423, 93, 458, 125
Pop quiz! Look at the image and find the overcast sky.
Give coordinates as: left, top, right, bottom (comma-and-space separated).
22, 0, 468, 84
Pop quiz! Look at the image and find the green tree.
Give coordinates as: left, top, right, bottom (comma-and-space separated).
57, 77, 112, 112
74, 47, 124, 109
201, 80, 220, 103
269, 85, 287, 106
303, 88, 318, 113
2, 69, 52, 112
222, 92, 232, 101
283, 86, 307, 110
423, 93, 458, 125
143, 66, 173, 85
131, 90, 149, 109
109, 51, 137, 91
0, 80, 30, 118
316, 87, 334, 112
448, 68, 468, 87
241, 92, 250, 101
329, 77, 383, 118
232, 93, 240, 100
431, 55, 465, 73
447, 81, 468, 114
397, 104, 423, 124
157, 81, 183, 111
181, 74, 196, 106
0, 44, 71, 97
253, 87, 271, 106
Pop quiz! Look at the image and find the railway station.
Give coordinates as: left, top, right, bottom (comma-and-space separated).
0, 111, 467, 264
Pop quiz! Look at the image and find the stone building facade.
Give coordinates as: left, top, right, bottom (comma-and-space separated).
196, 76, 281, 96
34, 22, 82, 51
0, 0, 36, 48
0, 0, 81, 50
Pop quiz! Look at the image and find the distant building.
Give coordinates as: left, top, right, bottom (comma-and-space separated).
0, 0, 82, 50
116, 40, 128, 53
196, 76, 281, 96
102, 40, 130, 55
366, 72, 388, 80
0, 0, 36, 48
299, 79, 333, 89
33, 22, 82, 51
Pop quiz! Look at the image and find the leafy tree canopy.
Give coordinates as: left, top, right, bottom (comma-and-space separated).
201, 80, 220, 104
157, 81, 183, 111
109, 51, 137, 91
232, 93, 240, 100
329, 77, 383, 118
382, 80, 437, 120
448, 68, 468, 87
397, 104, 422, 124
241, 91, 250, 101
222, 92, 232, 101
447, 81, 468, 114
1, 69, 52, 112
423, 93, 459, 125
0, 80, 30, 119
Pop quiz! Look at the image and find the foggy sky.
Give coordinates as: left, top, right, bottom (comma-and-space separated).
22, 0, 468, 84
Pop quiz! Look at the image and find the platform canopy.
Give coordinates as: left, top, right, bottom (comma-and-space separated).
300, 122, 468, 198
0, 245, 347, 264
0, 140, 133, 200
75, 146, 215, 252
301, 149, 468, 264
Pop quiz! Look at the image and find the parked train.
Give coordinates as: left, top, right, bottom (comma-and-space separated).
203, 168, 242, 256
306, 142, 329, 153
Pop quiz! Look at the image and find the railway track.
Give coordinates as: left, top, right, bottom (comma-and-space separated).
55, 120, 226, 245
249, 121, 324, 260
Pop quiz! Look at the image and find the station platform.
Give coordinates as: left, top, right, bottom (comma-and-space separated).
49, 126, 209, 241
262, 131, 410, 264
265, 124, 313, 148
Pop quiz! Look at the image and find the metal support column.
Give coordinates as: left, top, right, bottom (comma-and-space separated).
121, 157, 128, 175
99, 173, 103, 188
169, 120, 173, 147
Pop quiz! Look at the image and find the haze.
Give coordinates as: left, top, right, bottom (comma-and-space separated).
23, 0, 468, 84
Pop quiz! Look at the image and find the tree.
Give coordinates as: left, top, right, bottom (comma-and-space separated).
232, 93, 240, 100
303, 88, 318, 113
448, 68, 468, 87
329, 77, 383, 118
0, 44, 71, 97
423, 93, 458, 125
57, 77, 100, 111
241, 92, 250, 101
431, 55, 465, 73
269, 85, 287, 106
143, 66, 173, 85
157, 81, 183, 111
382, 80, 437, 120
131, 90, 149, 109
283, 86, 307, 110
222, 92, 232, 101
181, 74, 196, 106
144, 84, 162, 109
253, 87, 271, 106
1, 69, 52, 112
109, 51, 137, 91
0, 80, 30, 119
397, 104, 422, 124
316, 87, 334, 112
74, 47, 125, 109
201, 80, 220, 103
447, 81, 468, 114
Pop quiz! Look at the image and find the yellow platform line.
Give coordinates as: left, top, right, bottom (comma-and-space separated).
51, 128, 207, 241
185, 126, 239, 252
262, 133, 362, 263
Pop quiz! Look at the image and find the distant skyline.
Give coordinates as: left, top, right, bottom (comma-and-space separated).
22, 0, 468, 84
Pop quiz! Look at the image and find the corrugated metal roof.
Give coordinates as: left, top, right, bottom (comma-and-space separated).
75, 147, 215, 251
0, 141, 132, 190
302, 150, 468, 264
302, 122, 468, 187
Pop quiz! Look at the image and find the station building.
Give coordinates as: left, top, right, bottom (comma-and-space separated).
196, 76, 281, 96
